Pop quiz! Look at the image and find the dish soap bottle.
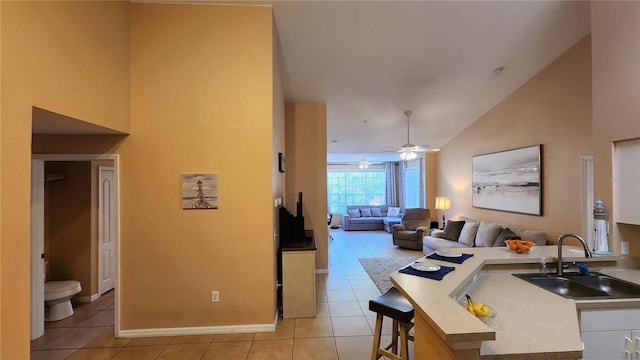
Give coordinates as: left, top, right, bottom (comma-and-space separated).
539, 257, 549, 277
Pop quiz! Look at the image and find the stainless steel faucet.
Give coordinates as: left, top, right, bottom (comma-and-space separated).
556, 233, 592, 276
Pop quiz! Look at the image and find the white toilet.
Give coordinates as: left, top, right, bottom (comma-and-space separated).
44, 280, 82, 322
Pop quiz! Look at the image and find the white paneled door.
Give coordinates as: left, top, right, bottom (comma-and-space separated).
99, 166, 116, 295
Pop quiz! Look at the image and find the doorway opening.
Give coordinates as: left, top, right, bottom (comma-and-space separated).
31, 154, 120, 340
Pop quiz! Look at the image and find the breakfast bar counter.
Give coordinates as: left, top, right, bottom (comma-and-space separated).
390, 246, 639, 359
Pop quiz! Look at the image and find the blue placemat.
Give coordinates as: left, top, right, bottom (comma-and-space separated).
399, 264, 455, 281
426, 252, 474, 264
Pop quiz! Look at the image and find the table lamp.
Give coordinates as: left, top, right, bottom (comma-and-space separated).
434, 197, 451, 230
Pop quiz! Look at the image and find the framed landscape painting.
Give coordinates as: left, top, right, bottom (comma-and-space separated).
472, 145, 542, 216
182, 173, 219, 209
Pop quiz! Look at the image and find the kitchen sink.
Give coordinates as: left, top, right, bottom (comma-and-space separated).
513, 272, 640, 299
563, 272, 640, 298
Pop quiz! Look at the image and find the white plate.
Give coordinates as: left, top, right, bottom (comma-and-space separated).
411, 262, 441, 272
435, 250, 463, 258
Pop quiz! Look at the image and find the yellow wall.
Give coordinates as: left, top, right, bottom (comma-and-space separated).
1, 2, 130, 357
5, 1, 279, 355
591, 1, 640, 257
2, 1, 131, 133
285, 104, 328, 270
122, 3, 275, 329
0, 0, 3, 353
438, 37, 593, 242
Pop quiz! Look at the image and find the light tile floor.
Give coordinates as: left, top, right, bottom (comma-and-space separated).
31, 229, 422, 360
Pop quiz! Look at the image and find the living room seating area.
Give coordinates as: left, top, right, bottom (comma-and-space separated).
341, 205, 404, 232
422, 216, 548, 254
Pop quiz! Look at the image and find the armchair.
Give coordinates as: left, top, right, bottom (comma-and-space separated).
392, 208, 431, 250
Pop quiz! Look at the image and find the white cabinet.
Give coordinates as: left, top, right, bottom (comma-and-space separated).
282, 249, 316, 318
580, 308, 640, 359
632, 330, 640, 359
613, 138, 640, 225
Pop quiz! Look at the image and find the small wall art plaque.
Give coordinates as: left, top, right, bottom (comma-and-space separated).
182, 173, 219, 209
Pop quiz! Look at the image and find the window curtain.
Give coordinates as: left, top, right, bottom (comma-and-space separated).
398, 162, 406, 210
401, 159, 423, 210
385, 162, 397, 206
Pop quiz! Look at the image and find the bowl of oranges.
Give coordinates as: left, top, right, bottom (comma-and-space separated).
505, 239, 534, 254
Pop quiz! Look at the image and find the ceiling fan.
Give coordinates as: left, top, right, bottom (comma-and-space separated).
389, 110, 434, 160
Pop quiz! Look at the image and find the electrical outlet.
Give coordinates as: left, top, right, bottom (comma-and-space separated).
621, 241, 629, 255
211, 291, 220, 303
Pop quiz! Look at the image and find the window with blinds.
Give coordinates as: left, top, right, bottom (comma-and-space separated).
327, 166, 386, 214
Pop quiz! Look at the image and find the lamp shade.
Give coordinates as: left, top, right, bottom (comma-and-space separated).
434, 197, 451, 210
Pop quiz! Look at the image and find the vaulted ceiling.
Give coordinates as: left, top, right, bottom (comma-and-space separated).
269, 1, 590, 162
32, 1, 592, 164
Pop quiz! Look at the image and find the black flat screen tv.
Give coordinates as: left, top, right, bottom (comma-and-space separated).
279, 192, 307, 244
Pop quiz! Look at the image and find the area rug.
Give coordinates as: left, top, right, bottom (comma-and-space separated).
358, 256, 421, 293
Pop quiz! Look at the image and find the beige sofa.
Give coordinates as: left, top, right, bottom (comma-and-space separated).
422, 216, 547, 254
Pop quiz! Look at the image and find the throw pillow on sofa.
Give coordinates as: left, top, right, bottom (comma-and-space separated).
360, 208, 372, 217
387, 207, 401, 217
510, 226, 547, 245
475, 221, 503, 247
347, 209, 361, 218
371, 208, 382, 217
442, 220, 465, 241
493, 227, 521, 247
458, 222, 480, 246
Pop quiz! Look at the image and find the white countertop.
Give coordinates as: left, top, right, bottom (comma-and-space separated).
390, 246, 640, 359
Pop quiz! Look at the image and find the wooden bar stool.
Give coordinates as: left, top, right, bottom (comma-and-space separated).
369, 287, 415, 360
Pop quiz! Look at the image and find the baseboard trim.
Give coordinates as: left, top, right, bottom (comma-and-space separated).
118, 321, 277, 338
74, 293, 100, 303
315, 268, 328, 274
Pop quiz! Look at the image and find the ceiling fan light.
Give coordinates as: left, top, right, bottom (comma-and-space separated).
398, 110, 422, 161
358, 158, 370, 169
400, 150, 417, 160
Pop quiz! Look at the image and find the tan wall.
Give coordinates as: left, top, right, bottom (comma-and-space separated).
425, 153, 438, 221
2, 1, 130, 133
1, 2, 130, 357
122, 3, 275, 329
591, 1, 640, 258
285, 104, 328, 270
6, 2, 279, 355
438, 37, 593, 242
33, 135, 126, 155
0, 0, 3, 354
44, 162, 92, 297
